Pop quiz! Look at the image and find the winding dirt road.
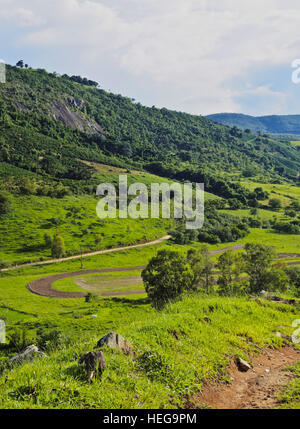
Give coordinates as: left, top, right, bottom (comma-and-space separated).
1, 235, 172, 273
26, 241, 300, 299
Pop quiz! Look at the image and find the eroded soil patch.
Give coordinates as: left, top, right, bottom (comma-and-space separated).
189, 347, 300, 409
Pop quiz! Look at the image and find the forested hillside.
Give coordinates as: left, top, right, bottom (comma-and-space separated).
0, 64, 299, 202
207, 112, 300, 136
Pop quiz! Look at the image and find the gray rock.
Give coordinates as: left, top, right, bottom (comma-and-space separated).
95, 332, 134, 356
236, 357, 252, 372
79, 351, 106, 382
8, 345, 47, 366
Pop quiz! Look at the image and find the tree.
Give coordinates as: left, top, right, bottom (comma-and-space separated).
242, 243, 276, 294
141, 249, 194, 309
264, 265, 288, 293
254, 187, 269, 200
289, 201, 300, 212
187, 246, 214, 293
95, 234, 102, 246
269, 198, 282, 210
217, 250, 242, 296
284, 208, 297, 218
44, 233, 52, 247
0, 191, 12, 215
19, 177, 36, 195
16, 60, 24, 68
51, 234, 65, 258
285, 266, 300, 297
250, 207, 258, 216
228, 198, 243, 209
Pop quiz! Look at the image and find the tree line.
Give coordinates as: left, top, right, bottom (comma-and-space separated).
142, 244, 300, 309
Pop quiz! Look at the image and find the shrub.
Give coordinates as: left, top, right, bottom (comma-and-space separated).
85, 292, 98, 303
44, 233, 52, 247
136, 351, 174, 385
8, 328, 33, 352
51, 234, 65, 258
285, 266, 300, 297
269, 198, 282, 210
36, 328, 69, 353
0, 192, 12, 215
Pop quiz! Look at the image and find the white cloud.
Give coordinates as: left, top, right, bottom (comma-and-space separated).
1, 0, 300, 114
0, 0, 45, 27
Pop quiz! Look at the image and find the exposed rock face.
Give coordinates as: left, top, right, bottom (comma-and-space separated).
95, 332, 134, 356
79, 351, 106, 382
8, 345, 47, 366
235, 357, 252, 372
49, 97, 105, 135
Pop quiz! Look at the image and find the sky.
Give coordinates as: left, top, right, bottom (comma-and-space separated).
1, 0, 300, 116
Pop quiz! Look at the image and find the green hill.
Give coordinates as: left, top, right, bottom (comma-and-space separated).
207, 112, 300, 137
0, 286, 298, 409
1, 64, 300, 190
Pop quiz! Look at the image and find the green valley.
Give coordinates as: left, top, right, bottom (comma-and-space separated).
0, 63, 299, 411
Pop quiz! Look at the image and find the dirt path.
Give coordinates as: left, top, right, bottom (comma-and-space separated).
3, 234, 300, 275
0, 235, 172, 272
26, 244, 300, 299
188, 347, 300, 409
27, 266, 147, 298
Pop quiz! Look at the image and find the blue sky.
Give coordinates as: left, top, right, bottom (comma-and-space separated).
1, 0, 300, 115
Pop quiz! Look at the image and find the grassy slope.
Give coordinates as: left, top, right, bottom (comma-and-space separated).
220, 208, 286, 220
0, 193, 172, 264
0, 215, 299, 408
0, 293, 298, 409
278, 361, 300, 409
239, 181, 300, 207
0, 164, 220, 265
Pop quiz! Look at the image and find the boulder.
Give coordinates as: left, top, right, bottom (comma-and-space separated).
235, 357, 251, 372
79, 351, 106, 382
95, 332, 134, 356
8, 345, 47, 366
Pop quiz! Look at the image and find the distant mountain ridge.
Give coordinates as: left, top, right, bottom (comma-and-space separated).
206, 113, 300, 135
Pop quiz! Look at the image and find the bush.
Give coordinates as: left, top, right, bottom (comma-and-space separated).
285, 267, 300, 297
36, 328, 69, 353
136, 351, 174, 385
51, 234, 65, 258
0, 259, 10, 269
269, 198, 282, 210
0, 192, 12, 215
85, 292, 98, 303
44, 233, 52, 247
8, 328, 33, 352
273, 221, 300, 235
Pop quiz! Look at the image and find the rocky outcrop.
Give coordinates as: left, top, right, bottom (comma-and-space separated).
95, 332, 134, 356
49, 97, 105, 135
235, 357, 252, 372
8, 345, 47, 366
